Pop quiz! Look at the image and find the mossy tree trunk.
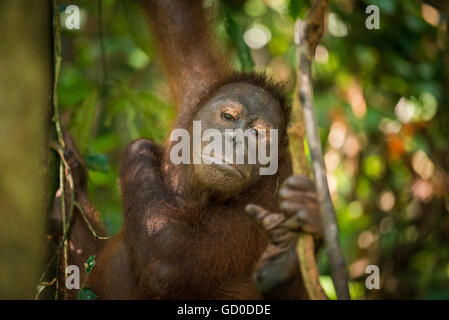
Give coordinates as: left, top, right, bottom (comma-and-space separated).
0, 0, 54, 299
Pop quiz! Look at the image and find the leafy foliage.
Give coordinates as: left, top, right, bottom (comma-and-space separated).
68, 90, 98, 154
77, 255, 97, 300
84, 255, 96, 274
77, 287, 98, 300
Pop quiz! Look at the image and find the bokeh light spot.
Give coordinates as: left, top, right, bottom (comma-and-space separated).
243, 24, 272, 49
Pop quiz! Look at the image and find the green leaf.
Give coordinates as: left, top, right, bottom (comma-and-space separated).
84, 255, 96, 274
287, 0, 308, 19
287, 0, 300, 19
319, 275, 337, 300
222, 3, 254, 71
85, 154, 110, 173
119, 0, 153, 58
115, 82, 174, 143
77, 287, 98, 300
68, 90, 98, 154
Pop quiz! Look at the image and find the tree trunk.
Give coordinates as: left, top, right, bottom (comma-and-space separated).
0, 0, 53, 299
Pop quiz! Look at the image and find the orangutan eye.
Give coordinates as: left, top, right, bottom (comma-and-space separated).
222, 112, 235, 122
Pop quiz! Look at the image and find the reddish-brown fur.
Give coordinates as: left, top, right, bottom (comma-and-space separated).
51, 0, 309, 299
86, 135, 294, 299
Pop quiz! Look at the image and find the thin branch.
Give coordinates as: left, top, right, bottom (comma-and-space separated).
289, 0, 328, 301
74, 202, 111, 240
296, 234, 327, 299
40, 0, 108, 300
295, 0, 351, 300
52, 0, 64, 148
36, 148, 110, 299
35, 191, 76, 299
43, 0, 72, 300
58, 161, 67, 299
53, 142, 77, 299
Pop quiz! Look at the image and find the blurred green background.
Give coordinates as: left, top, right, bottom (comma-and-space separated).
57, 0, 449, 299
